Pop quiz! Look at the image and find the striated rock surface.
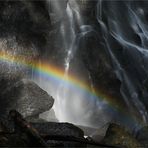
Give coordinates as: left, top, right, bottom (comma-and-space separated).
0, 78, 54, 118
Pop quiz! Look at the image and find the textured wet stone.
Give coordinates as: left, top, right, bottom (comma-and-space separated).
30, 122, 84, 137
136, 126, 148, 147
0, 78, 54, 119
31, 122, 86, 147
101, 123, 141, 148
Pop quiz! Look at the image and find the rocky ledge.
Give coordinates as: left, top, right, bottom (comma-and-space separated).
0, 77, 146, 147
0, 78, 54, 119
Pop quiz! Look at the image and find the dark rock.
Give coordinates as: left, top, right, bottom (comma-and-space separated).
101, 123, 141, 148
136, 126, 148, 147
46, 140, 86, 148
0, 110, 86, 147
30, 122, 84, 138
30, 122, 85, 147
0, 0, 51, 53
0, 133, 30, 147
0, 122, 8, 133
0, 78, 54, 119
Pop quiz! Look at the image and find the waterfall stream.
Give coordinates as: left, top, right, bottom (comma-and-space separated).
32, 0, 111, 128
55, 0, 78, 121
30, 0, 148, 130
96, 1, 148, 124
2, 0, 148, 138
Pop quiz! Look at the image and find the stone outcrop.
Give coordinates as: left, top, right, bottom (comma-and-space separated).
31, 122, 85, 147
101, 123, 141, 148
31, 122, 84, 138
136, 126, 148, 147
0, 110, 87, 147
0, 78, 54, 119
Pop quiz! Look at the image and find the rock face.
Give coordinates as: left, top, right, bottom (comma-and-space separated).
0, 0, 51, 52
0, 110, 86, 147
0, 78, 54, 118
31, 122, 84, 137
101, 123, 140, 148
30, 122, 85, 147
136, 126, 148, 147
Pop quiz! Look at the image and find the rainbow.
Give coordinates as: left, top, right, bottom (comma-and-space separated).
0, 50, 144, 127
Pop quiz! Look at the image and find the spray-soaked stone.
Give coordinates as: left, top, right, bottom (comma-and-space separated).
30, 122, 84, 137
30, 122, 86, 147
136, 126, 148, 147
101, 123, 141, 148
0, 78, 54, 119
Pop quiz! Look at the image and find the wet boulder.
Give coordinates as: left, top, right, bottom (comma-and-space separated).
136, 126, 148, 147
30, 122, 84, 137
0, 110, 86, 147
101, 123, 141, 148
0, 78, 54, 119
30, 122, 85, 147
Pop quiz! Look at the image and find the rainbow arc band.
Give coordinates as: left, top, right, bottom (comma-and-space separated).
0, 50, 143, 126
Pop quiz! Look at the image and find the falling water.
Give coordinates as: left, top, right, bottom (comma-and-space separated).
54, 0, 107, 125
64, 2, 76, 73
30, 0, 148, 130
96, 0, 148, 124
97, 0, 102, 20
53, 0, 99, 124
33, 0, 112, 128
54, 1, 77, 121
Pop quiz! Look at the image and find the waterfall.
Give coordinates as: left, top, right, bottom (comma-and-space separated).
52, 0, 108, 126
32, 0, 111, 128
54, 1, 77, 121
64, 2, 76, 73
52, 0, 101, 124
97, 0, 102, 20
30, 0, 148, 130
